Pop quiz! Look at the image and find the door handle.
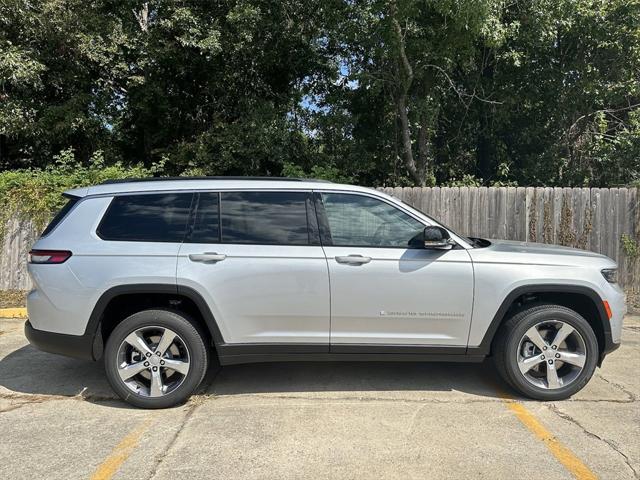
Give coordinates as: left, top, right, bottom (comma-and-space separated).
188, 252, 227, 263
335, 255, 372, 265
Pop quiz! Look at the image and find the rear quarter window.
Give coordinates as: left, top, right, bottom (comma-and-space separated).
97, 193, 193, 242
41, 196, 79, 237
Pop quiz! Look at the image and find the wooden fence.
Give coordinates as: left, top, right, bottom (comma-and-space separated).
379, 187, 639, 290
0, 187, 638, 291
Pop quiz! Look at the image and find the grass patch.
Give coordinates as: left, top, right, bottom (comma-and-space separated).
0, 290, 27, 308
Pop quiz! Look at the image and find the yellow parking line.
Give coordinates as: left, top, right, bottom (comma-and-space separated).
0, 307, 27, 318
499, 392, 597, 480
90, 417, 153, 480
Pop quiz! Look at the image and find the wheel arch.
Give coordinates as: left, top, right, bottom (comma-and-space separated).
85, 284, 225, 360
469, 284, 612, 358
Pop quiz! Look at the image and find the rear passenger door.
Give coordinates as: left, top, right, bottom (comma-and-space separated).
176, 190, 330, 348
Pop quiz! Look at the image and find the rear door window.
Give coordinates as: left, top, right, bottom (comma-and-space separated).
219, 191, 310, 245
189, 193, 220, 243
98, 193, 193, 242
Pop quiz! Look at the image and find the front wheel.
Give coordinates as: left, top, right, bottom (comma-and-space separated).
493, 304, 599, 400
104, 309, 209, 408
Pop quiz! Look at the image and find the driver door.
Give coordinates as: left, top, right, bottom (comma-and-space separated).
316, 191, 474, 348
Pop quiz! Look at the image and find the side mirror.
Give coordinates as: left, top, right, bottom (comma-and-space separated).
423, 226, 455, 250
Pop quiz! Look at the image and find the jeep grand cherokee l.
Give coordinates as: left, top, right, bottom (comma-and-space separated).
24, 178, 625, 408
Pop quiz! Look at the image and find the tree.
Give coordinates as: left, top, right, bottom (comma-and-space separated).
1, 0, 638, 186
322, 0, 506, 185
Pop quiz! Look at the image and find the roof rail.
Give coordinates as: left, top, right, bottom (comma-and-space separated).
100, 176, 332, 185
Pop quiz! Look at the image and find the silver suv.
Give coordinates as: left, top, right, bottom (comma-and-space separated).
25, 178, 625, 408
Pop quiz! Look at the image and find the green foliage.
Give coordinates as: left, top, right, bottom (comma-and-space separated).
0, 149, 155, 235
621, 234, 639, 258
444, 175, 484, 187
282, 162, 354, 183
0, 0, 638, 186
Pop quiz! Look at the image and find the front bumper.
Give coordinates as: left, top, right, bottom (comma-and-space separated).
599, 332, 621, 365
598, 286, 626, 365
607, 288, 626, 344
24, 320, 101, 361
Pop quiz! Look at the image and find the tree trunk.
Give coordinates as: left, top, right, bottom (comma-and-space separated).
390, 5, 425, 186
476, 111, 492, 181
396, 94, 422, 185
133, 3, 149, 32
476, 50, 495, 181
0, 134, 7, 168
417, 113, 430, 182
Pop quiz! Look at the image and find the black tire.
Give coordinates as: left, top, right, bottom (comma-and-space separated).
104, 309, 209, 408
493, 304, 599, 400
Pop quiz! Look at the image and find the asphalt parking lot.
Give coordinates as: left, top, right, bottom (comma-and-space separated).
0, 316, 638, 480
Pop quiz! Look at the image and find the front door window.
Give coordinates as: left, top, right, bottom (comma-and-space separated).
320, 193, 425, 247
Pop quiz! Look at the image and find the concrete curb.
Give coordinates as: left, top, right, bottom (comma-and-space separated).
0, 307, 27, 318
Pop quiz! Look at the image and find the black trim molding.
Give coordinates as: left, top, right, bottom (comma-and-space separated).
219, 352, 485, 366
25, 321, 96, 361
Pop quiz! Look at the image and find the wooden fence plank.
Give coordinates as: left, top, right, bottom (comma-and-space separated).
552, 187, 563, 244
590, 188, 602, 254
460, 187, 470, 236
479, 187, 489, 238
514, 187, 527, 241
617, 188, 629, 287
506, 187, 517, 240
525, 187, 535, 241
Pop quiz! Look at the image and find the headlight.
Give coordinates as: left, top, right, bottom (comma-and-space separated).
601, 268, 618, 284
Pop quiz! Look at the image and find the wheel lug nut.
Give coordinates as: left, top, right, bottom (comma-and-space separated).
160, 360, 165, 365
555, 353, 560, 358
146, 352, 151, 357
543, 346, 547, 350
540, 355, 545, 360
152, 366, 158, 371
156, 352, 161, 356
551, 345, 557, 350
548, 359, 553, 365
144, 361, 149, 367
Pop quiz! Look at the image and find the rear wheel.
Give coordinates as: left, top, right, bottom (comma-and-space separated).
493, 304, 598, 400
104, 309, 209, 408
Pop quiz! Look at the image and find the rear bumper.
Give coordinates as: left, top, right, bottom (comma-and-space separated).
24, 320, 101, 361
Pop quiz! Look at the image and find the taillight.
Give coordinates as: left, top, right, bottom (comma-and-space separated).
28, 250, 72, 264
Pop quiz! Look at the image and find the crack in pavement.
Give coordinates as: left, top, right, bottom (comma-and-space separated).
207, 391, 635, 405
210, 391, 507, 404
547, 403, 639, 479
0, 390, 120, 413
0, 398, 50, 413
146, 366, 223, 480
595, 374, 638, 402
145, 402, 198, 480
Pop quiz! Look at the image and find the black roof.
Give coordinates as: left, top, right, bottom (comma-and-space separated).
101, 176, 332, 185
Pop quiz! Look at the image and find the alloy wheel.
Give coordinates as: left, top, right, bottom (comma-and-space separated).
116, 326, 191, 397
517, 320, 587, 390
